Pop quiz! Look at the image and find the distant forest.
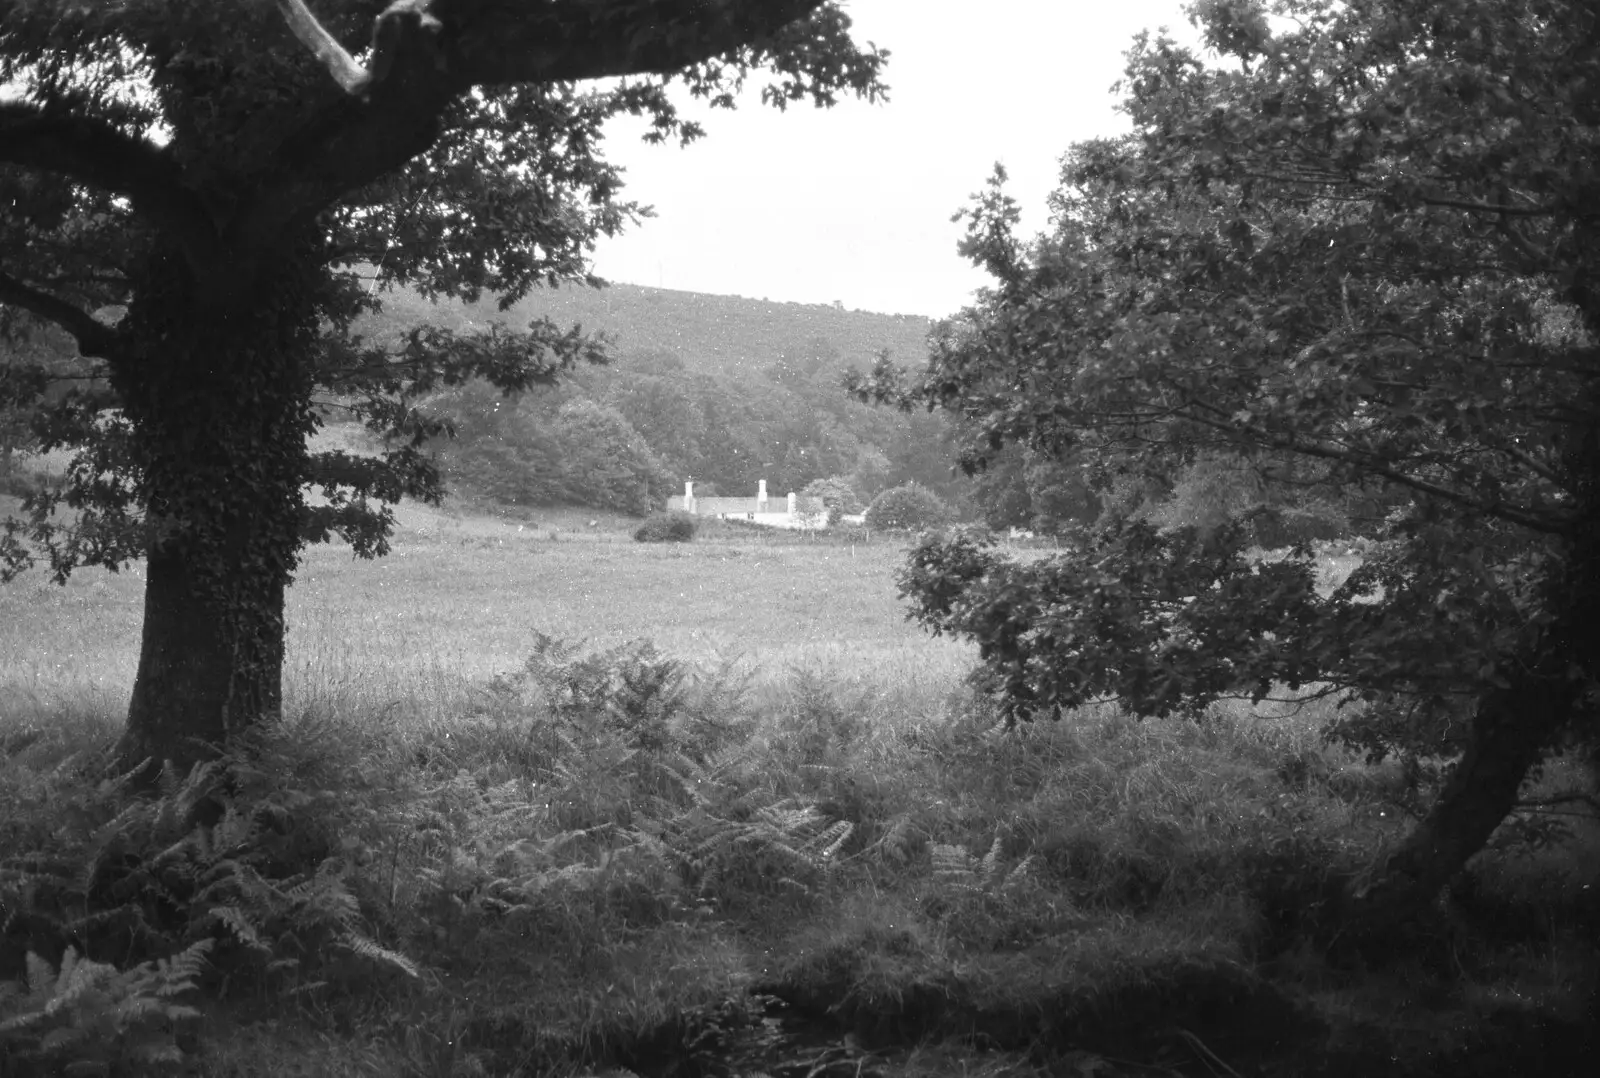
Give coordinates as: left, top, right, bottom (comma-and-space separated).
2, 281, 1101, 529
363, 283, 972, 517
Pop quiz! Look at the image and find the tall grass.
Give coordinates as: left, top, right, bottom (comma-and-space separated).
1, 498, 970, 725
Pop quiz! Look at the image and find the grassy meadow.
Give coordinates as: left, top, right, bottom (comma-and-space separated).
2, 496, 1597, 1078
1, 498, 970, 728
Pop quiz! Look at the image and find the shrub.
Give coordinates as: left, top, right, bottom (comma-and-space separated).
800, 477, 864, 525
865, 482, 950, 531
634, 511, 697, 543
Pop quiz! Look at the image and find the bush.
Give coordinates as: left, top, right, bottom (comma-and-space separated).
634, 511, 697, 543
865, 482, 950, 531
800, 477, 865, 525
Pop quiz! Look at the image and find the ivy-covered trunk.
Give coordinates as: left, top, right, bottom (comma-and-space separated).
108, 246, 318, 775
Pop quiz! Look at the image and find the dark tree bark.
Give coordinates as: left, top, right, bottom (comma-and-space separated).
1339, 667, 1583, 938
1339, 416, 1600, 941
109, 244, 318, 773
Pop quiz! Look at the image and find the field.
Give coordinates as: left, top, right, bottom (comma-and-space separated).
1, 499, 970, 731
2, 500, 1596, 1078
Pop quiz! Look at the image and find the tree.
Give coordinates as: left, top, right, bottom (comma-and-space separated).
866, 0, 1600, 938
437, 380, 570, 508
552, 398, 671, 515
605, 373, 707, 477
799, 476, 863, 525
1144, 451, 1348, 549
0, 0, 886, 772
968, 443, 1100, 533
865, 481, 950, 531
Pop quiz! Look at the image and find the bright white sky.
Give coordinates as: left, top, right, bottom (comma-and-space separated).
590, 0, 1199, 319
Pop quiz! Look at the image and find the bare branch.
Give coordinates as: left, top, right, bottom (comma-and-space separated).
0, 271, 120, 359
275, 0, 443, 97
1500, 442, 1563, 485
1418, 194, 1559, 217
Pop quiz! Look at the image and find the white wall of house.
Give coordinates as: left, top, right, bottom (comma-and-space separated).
667, 480, 829, 529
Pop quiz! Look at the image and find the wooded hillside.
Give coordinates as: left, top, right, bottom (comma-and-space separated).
375, 281, 932, 381
356, 282, 963, 514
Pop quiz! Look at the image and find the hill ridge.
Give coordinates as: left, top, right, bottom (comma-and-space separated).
370, 280, 936, 382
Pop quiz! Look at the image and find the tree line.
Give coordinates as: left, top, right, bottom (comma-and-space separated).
424, 332, 967, 517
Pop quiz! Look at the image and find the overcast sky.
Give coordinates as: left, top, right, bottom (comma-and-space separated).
589, 0, 1198, 319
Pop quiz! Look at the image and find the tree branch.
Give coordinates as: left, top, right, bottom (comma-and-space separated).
1178, 402, 1572, 535
1417, 194, 1559, 218
248, 0, 839, 244
1500, 442, 1563, 486
278, 0, 832, 94
275, 0, 394, 97
0, 270, 120, 359
0, 102, 216, 264
447, 0, 829, 86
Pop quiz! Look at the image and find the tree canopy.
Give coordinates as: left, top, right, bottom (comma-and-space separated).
866, 0, 1599, 935
0, 0, 886, 770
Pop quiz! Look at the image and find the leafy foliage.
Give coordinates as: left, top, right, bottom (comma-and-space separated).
549, 398, 673, 515
406, 636, 853, 939
898, 523, 1329, 723
865, 481, 951, 531
799, 476, 864, 525
860, 0, 1600, 929
0, 941, 210, 1077
424, 314, 963, 516
0, 741, 419, 1008
634, 511, 697, 543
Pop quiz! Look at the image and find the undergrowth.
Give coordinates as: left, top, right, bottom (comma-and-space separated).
3, 637, 1595, 1076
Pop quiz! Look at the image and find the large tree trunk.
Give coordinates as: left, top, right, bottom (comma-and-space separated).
119, 535, 290, 773
1339, 420, 1600, 942
109, 244, 318, 776
1337, 670, 1579, 939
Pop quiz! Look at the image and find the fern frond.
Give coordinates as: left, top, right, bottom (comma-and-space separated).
981, 836, 1003, 886
341, 934, 420, 978
169, 759, 226, 826
208, 904, 269, 953
298, 874, 361, 925
153, 939, 213, 995
62, 904, 141, 939
880, 814, 918, 865
810, 820, 854, 862
151, 829, 206, 870
753, 803, 820, 834
931, 843, 977, 887
702, 739, 758, 780
37, 1024, 84, 1053
209, 804, 256, 853
1002, 854, 1037, 892
24, 949, 57, 996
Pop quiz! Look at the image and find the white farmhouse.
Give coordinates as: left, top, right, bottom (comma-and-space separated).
667, 481, 827, 530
